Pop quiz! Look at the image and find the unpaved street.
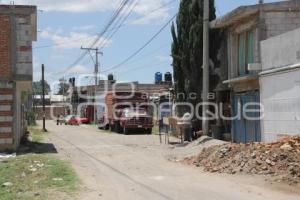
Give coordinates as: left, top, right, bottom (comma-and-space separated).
40, 121, 300, 200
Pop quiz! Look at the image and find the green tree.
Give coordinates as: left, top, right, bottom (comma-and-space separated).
171, 0, 221, 105
32, 80, 51, 95
56, 82, 70, 95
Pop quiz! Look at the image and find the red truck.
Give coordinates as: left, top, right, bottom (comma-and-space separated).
104, 91, 153, 134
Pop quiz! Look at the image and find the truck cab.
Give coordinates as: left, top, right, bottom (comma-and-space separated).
120, 108, 153, 134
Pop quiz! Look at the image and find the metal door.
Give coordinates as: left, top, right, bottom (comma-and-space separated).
232, 91, 261, 143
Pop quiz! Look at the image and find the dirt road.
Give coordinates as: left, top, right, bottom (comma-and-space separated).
39, 121, 300, 200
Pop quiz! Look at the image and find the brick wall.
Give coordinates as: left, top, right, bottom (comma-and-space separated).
33, 106, 66, 120
0, 81, 13, 144
0, 14, 11, 78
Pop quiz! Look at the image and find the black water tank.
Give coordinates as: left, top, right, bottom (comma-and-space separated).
108, 74, 114, 81
164, 72, 172, 83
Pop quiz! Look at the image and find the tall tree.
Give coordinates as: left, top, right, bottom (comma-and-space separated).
33, 80, 51, 95
56, 82, 70, 95
171, 0, 221, 105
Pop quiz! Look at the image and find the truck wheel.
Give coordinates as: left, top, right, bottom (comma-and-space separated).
123, 127, 129, 135
146, 128, 152, 135
116, 123, 122, 133
105, 124, 110, 130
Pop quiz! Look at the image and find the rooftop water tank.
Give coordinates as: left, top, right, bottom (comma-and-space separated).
108, 74, 114, 81
155, 72, 162, 84
164, 72, 172, 83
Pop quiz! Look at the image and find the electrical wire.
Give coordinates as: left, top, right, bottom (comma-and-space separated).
102, 13, 177, 73
33, 0, 177, 50
97, 0, 139, 50
53, 0, 131, 75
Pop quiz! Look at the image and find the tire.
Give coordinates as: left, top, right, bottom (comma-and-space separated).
110, 124, 115, 132
116, 123, 122, 133
105, 124, 110, 130
146, 128, 152, 135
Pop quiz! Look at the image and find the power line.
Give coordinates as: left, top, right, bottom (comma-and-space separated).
111, 42, 169, 68
33, 0, 177, 50
54, 0, 131, 75
102, 13, 177, 73
97, 0, 139, 50
117, 59, 170, 75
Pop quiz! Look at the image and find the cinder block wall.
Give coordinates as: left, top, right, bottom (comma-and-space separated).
264, 11, 300, 38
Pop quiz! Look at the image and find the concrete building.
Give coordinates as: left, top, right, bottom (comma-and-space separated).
260, 27, 300, 142
0, 5, 37, 151
210, 0, 300, 143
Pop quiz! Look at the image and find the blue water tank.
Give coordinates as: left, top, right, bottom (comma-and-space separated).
155, 72, 162, 84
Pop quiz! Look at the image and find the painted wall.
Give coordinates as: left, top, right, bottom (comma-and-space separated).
260, 69, 300, 142
260, 28, 300, 142
261, 28, 300, 71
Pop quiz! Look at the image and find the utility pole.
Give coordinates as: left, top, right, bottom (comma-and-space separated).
81, 47, 103, 124
42, 64, 47, 132
202, 0, 209, 135
59, 77, 66, 115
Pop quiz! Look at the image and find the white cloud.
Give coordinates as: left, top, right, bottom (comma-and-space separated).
2, 0, 172, 25
2, 0, 118, 12
68, 65, 89, 73
72, 25, 96, 31
40, 28, 112, 50
132, 0, 171, 25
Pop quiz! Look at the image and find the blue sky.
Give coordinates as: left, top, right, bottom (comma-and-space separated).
2, 0, 281, 89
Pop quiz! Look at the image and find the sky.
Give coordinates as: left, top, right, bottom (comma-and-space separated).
1, 0, 282, 91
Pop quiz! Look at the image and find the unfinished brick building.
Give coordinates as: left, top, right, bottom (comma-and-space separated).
0, 5, 37, 151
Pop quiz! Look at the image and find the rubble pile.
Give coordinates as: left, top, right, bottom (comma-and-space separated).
185, 136, 300, 185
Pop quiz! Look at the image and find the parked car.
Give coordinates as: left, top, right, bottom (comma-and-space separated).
65, 115, 89, 125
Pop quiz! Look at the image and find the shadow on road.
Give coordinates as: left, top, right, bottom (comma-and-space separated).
17, 141, 58, 155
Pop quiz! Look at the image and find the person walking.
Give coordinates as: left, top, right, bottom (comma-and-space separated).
57, 115, 60, 125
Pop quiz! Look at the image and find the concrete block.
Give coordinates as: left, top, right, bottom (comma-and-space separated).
0, 138, 13, 145
0, 82, 12, 88
17, 17, 27, 24
0, 116, 13, 122
17, 54, 32, 63
271, 18, 284, 25
0, 127, 12, 132
16, 64, 32, 75
0, 105, 11, 111
0, 95, 13, 101
16, 33, 32, 42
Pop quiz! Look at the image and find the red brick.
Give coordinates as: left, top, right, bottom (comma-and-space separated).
0, 88, 13, 95
0, 100, 13, 105
0, 111, 13, 116
0, 133, 12, 139
0, 14, 11, 77
0, 122, 12, 127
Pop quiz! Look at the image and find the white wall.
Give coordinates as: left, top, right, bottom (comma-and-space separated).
260, 28, 300, 142
260, 70, 300, 142
261, 28, 300, 71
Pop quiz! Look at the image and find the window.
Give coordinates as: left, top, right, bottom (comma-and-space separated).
238, 30, 254, 76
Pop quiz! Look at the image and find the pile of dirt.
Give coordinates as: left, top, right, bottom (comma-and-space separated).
184, 136, 300, 185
